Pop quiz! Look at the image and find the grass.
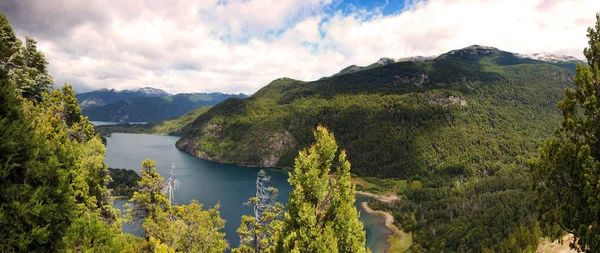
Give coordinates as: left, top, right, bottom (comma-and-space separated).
388, 232, 412, 253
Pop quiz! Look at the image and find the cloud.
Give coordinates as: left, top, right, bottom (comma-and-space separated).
0, 0, 598, 94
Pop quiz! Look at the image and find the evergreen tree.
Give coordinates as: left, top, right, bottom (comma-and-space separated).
0, 69, 75, 251
127, 159, 229, 252
0, 13, 20, 68
276, 125, 367, 253
126, 159, 169, 226
233, 170, 284, 253
530, 13, 600, 252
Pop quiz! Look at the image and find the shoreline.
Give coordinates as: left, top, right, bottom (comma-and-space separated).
356, 191, 401, 203
360, 201, 402, 235
360, 201, 408, 253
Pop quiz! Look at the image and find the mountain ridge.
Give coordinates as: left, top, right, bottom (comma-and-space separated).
328, 45, 583, 79
171, 45, 577, 251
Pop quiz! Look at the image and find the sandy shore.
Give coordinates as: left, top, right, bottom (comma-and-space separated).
361, 201, 402, 235
356, 191, 401, 203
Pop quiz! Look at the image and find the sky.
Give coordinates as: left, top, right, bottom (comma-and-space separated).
1, 0, 599, 94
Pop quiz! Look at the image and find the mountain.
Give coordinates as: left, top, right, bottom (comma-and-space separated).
329, 55, 435, 77
82, 92, 247, 122
94, 106, 211, 136
176, 45, 574, 175
173, 45, 578, 251
327, 46, 584, 79
76, 87, 171, 110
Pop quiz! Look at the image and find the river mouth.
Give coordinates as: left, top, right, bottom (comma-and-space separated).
105, 133, 390, 252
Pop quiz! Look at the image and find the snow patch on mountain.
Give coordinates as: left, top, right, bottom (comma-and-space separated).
516, 53, 582, 63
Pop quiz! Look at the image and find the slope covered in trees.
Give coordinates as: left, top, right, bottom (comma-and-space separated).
174, 45, 579, 251
82, 92, 246, 122
177, 45, 574, 178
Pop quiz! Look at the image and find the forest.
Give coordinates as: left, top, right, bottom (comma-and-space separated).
1, 9, 600, 253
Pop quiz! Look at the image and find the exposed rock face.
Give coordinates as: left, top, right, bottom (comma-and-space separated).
392, 73, 430, 87
176, 129, 296, 168
175, 137, 197, 156
262, 131, 295, 167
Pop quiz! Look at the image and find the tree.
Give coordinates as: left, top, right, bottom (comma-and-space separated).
126, 159, 169, 227
0, 13, 20, 68
233, 170, 284, 253
165, 163, 180, 205
530, 13, 600, 252
126, 159, 229, 252
0, 68, 75, 252
276, 125, 367, 253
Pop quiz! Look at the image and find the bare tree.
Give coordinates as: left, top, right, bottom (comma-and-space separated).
233, 170, 283, 253
165, 163, 180, 206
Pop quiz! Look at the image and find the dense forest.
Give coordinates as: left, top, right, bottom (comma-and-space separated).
0, 13, 369, 253
2, 7, 600, 253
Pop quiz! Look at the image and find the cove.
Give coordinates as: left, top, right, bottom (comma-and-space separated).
105, 133, 391, 253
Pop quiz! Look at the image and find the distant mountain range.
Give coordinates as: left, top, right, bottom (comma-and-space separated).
76, 87, 171, 110
76, 88, 247, 122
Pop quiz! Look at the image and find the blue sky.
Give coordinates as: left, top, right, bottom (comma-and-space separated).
1, 0, 599, 94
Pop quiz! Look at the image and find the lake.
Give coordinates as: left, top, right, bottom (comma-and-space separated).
91, 121, 147, 126
105, 133, 390, 253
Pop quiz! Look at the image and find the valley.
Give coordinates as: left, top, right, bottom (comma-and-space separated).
2, 4, 600, 252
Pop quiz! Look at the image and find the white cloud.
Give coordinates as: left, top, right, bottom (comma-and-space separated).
1, 0, 599, 94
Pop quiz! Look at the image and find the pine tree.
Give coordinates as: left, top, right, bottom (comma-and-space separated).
0, 68, 75, 251
276, 125, 367, 253
126, 159, 170, 226
0, 13, 20, 68
127, 159, 229, 252
233, 170, 284, 253
530, 13, 600, 252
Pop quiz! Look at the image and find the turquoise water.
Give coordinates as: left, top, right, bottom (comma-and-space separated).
105, 133, 389, 252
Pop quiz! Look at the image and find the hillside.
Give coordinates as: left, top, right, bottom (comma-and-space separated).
177, 45, 574, 176
82, 92, 246, 122
76, 87, 170, 110
94, 106, 211, 136
175, 45, 579, 251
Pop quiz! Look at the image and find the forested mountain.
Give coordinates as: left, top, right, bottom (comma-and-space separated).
94, 106, 212, 136
175, 45, 579, 251
81, 92, 247, 122
177, 45, 575, 176
76, 87, 171, 110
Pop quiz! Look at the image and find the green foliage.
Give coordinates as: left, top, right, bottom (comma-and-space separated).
0, 13, 150, 252
530, 13, 600, 252
180, 50, 571, 179
126, 159, 229, 252
233, 170, 284, 253
108, 168, 141, 197
0, 13, 20, 67
276, 126, 367, 253
126, 159, 170, 223
0, 69, 75, 251
8, 36, 53, 102
178, 45, 576, 251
